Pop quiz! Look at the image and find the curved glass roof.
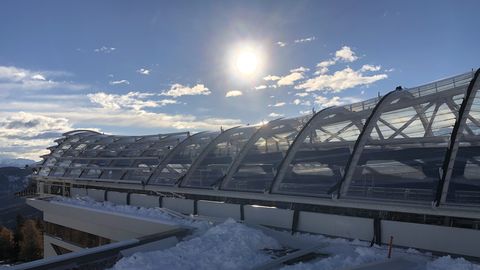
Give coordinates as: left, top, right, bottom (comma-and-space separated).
34, 69, 480, 206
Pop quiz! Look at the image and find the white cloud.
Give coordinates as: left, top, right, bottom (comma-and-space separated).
276, 41, 287, 47
268, 112, 283, 117
137, 68, 150, 75
295, 92, 309, 97
94, 46, 116, 53
109, 79, 130, 85
31, 74, 46, 81
0, 65, 86, 91
263, 75, 281, 81
335, 46, 358, 62
360, 64, 381, 72
290, 67, 310, 73
161, 83, 211, 97
0, 112, 74, 160
271, 102, 286, 107
277, 72, 304, 86
88, 91, 173, 111
314, 96, 343, 107
225, 90, 243, 97
294, 36, 316, 43
295, 67, 387, 92
292, 99, 311, 106
299, 110, 312, 115
317, 60, 336, 68
254, 85, 267, 90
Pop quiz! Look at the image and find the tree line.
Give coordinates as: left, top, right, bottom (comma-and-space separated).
0, 215, 43, 264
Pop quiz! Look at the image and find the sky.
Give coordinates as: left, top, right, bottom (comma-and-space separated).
0, 0, 479, 160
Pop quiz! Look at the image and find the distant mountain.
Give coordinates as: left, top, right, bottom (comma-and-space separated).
0, 158, 36, 168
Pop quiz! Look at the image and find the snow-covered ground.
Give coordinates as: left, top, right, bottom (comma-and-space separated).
55, 196, 480, 270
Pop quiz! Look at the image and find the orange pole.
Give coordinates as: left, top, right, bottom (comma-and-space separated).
387, 236, 394, 258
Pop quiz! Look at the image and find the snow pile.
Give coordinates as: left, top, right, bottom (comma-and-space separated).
112, 218, 281, 270
51, 195, 210, 231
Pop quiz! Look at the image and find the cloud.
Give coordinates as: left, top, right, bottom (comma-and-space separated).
313, 96, 362, 108
0, 112, 74, 160
0, 65, 87, 91
263, 75, 281, 81
254, 85, 267, 90
137, 68, 150, 75
299, 110, 312, 115
335, 46, 358, 62
268, 112, 283, 117
88, 91, 175, 111
94, 46, 116, 53
317, 60, 336, 68
295, 67, 387, 92
294, 36, 316, 43
292, 99, 311, 106
290, 67, 310, 73
270, 102, 286, 107
276, 41, 287, 47
360, 64, 381, 72
109, 79, 130, 85
295, 92, 309, 97
264, 66, 309, 87
161, 83, 211, 97
225, 90, 243, 97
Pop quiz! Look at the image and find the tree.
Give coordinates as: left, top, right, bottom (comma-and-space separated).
0, 226, 14, 261
18, 220, 42, 261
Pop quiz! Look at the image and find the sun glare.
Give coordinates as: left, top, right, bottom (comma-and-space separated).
230, 43, 264, 79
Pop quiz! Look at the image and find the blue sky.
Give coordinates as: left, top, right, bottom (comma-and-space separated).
0, 0, 479, 160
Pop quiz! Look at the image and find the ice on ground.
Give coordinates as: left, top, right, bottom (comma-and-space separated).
112, 218, 281, 270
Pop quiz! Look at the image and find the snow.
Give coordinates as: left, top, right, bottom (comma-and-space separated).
112, 218, 281, 270
55, 196, 480, 270
51, 196, 211, 232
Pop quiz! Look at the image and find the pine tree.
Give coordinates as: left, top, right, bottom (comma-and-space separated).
18, 220, 42, 262
0, 226, 14, 261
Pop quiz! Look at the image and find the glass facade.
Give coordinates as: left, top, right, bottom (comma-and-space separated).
34, 70, 480, 206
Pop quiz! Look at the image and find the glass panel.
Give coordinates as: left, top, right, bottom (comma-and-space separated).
182, 126, 258, 188
447, 83, 480, 204
149, 132, 219, 186
274, 107, 370, 196
223, 117, 310, 192
124, 159, 159, 182
347, 83, 467, 202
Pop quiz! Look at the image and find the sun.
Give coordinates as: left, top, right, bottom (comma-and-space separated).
235, 48, 259, 75
229, 43, 264, 79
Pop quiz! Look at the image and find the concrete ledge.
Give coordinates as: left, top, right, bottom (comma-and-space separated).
382, 220, 480, 258
163, 198, 194, 214
244, 205, 293, 229
87, 189, 105, 202
71, 187, 87, 197
107, 191, 127, 205
297, 211, 373, 241
130, 194, 159, 208
197, 200, 241, 220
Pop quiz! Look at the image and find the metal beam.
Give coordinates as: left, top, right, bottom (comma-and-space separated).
219, 118, 285, 190
437, 69, 480, 205
145, 132, 207, 185
179, 126, 240, 187
269, 108, 333, 193
339, 90, 408, 198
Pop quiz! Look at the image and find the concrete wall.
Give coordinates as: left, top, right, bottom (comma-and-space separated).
197, 200, 241, 220
86, 189, 105, 202
106, 191, 127, 205
129, 194, 159, 208
70, 187, 87, 197
382, 220, 480, 258
244, 205, 294, 229
297, 211, 373, 241
163, 197, 194, 214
